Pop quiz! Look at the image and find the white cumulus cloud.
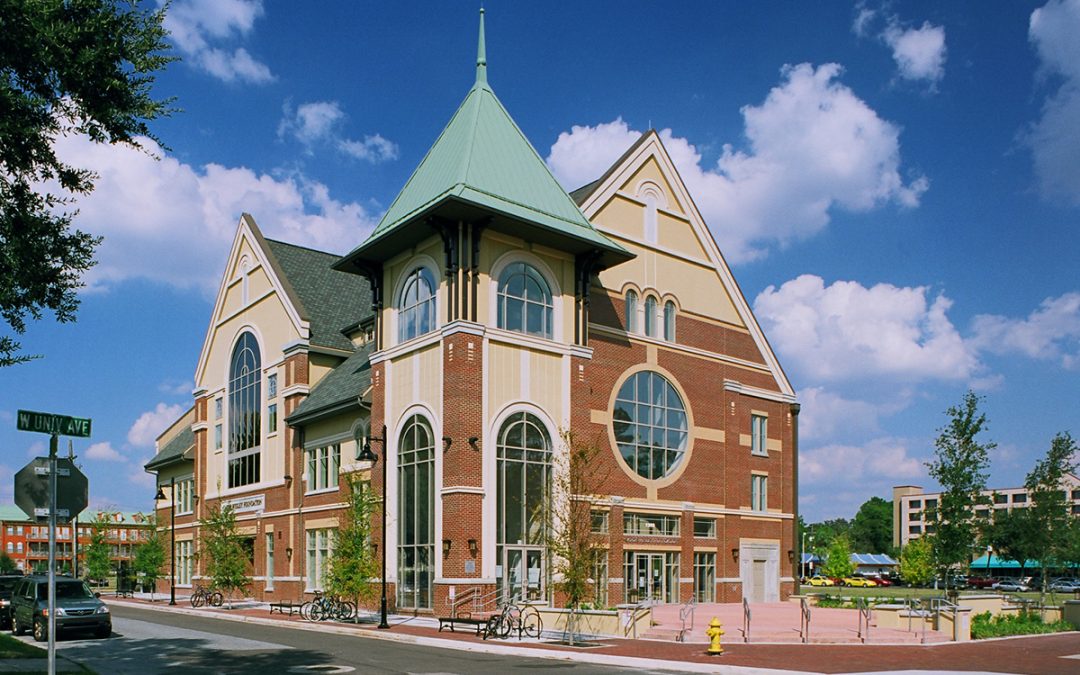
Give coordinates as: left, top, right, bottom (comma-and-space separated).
162, 0, 273, 84
797, 387, 911, 442
799, 437, 926, 519
127, 403, 186, 448
1027, 0, 1080, 203
883, 20, 947, 85
753, 275, 979, 382
547, 63, 926, 262
52, 134, 380, 292
278, 100, 399, 164
970, 292, 1080, 369
86, 442, 124, 462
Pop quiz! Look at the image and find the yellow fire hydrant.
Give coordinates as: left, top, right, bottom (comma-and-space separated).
706, 616, 724, 655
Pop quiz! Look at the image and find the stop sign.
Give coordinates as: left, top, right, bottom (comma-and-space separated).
14, 458, 88, 522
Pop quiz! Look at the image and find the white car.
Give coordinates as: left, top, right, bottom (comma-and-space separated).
992, 579, 1030, 592
1049, 578, 1080, 592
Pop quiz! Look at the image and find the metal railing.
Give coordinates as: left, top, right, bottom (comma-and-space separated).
742, 597, 751, 643
676, 597, 696, 642
856, 597, 871, 643
799, 597, 811, 643
621, 600, 652, 639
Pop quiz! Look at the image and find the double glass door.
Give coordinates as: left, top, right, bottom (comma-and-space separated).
625, 551, 679, 603
502, 546, 544, 603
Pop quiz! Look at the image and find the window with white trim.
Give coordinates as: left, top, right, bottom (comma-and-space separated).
267, 404, 278, 434
625, 290, 638, 334
693, 517, 716, 538
612, 371, 688, 480
267, 373, 277, 399
663, 301, 676, 341
644, 295, 657, 337
176, 540, 193, 585
214, 424, 222, 450
306, 528, 335, 591
623, 512, 680, 537
751, 475, 768, 511
751, 414, 768, 457
228, 331, 261, 488
176, 477, 195, 515
497, 262, 553, 338
305, 444, 340, 492
398, 266, 437, 342
590, 510, 609, 534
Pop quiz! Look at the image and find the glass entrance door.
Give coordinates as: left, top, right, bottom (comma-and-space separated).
625, 551, 679, 603
502, 546, 544, 603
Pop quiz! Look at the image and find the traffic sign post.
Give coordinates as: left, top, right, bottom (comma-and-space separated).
14, 410, 92, 675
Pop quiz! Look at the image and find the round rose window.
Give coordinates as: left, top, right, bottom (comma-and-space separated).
612, 371, 688, 479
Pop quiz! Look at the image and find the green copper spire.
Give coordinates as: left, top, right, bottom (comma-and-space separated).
476, 8, 487, 84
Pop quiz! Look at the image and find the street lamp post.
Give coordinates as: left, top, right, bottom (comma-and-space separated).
357, 425, 389, 629
801, 532, 813, 580
154, 477, 176, 606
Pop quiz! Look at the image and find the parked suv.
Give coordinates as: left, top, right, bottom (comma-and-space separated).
10, 575, 111, 641
0, 575, 24, 629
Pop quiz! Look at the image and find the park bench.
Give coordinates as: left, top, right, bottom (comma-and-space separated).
269, 600, 300, 616
436, 586, 498, 636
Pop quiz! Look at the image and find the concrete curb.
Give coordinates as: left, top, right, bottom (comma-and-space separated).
108, 599, 811, 675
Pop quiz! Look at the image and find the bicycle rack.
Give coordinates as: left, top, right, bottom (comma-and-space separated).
799, 597, 811, 643
742, 597, 751, 643
856, 597, 871, 643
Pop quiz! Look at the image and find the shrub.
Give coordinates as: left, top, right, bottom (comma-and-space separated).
971, 610, 1072, 639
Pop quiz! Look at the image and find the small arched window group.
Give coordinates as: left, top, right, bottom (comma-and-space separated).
399, 267, 437, 342
625, 289, 676, 342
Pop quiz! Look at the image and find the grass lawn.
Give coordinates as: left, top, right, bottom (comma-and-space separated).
0, 631, 45, 658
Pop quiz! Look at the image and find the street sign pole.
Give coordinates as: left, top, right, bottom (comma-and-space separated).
47, 434, 57, 675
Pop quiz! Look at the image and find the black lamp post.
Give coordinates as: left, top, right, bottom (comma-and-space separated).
356, 425, 388, 629
154, 476, 176, 606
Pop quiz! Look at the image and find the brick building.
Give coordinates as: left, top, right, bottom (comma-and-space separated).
145, 12, 799, 613
0, 505, 151, 576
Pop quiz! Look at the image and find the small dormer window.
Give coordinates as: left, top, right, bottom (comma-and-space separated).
399, 267, 437, 342
497, 262, 552, 339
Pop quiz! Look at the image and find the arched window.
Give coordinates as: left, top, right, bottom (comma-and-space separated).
398, 415, 434, 609
663, 301, 676, 342
625, 290, 638, 334
497, 262, 553, 339
228, 332, 261, 488
496, 412, 551, 603
644, 296, 657, 338
612, 371, 688, 480
398, 267, 436, 342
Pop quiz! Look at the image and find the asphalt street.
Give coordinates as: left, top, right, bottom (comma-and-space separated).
20, 604, 698, 675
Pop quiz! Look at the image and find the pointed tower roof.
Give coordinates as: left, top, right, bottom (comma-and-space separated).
336, 9, 629, 272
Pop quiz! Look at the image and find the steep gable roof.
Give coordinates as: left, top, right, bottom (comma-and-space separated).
145, 423, 194, 471
337, 9, 629, 271
286, 342, 373, 425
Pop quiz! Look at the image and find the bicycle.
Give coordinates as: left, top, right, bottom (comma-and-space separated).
190, 584, 224, 608
483, 603, 542, 640
301, 591, 356, 622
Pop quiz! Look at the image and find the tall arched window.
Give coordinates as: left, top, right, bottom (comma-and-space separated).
625, 290, 638, 334
497, 262, 553, 339
228, 332, 261, 488
398, 415, 434, 609
496, 412, 551, 603
663, 301, 676, 342
644, 296, 658, 338
398, 267, 436, 342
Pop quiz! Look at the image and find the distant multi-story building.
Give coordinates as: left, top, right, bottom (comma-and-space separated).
0, 505, 153, 575
893, 475, 1080, 549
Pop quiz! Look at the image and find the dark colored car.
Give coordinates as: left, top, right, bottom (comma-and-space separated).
0, 575, 24, 628
10, 575, 111, 641
967, 576, 997, 589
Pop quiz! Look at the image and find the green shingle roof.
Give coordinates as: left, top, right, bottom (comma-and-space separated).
286, 342, 373, 425
144, 423, 194, 471
337, 10, 629, 270
264, 239, 371, 353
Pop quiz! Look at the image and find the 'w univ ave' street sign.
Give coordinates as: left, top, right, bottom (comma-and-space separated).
17, 409, 92, 437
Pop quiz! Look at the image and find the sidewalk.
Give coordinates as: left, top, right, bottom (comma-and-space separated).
107, 594, 1080, 675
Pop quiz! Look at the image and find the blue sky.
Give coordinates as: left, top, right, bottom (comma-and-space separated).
2, 1, 1078, 523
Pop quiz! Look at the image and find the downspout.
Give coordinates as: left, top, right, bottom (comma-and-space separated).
791, 403, 801, 585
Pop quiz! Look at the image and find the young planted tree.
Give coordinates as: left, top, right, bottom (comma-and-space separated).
0, 0, 175, 366
821, 535, 855, 580
132, 514, 166, 601
982, 507, 1038, 580
83, 513, 113, 584
546, 432, 610, 646
925, 391, 994, 589
1024, 432, 1078, 600
899, 537, 935, 588
326, 474, 380, 619
199, 504, 249, 608
0, 552, 18, 574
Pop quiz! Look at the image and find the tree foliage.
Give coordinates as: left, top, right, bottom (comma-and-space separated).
132, 513, 166, 601
982, 506, 1038, 577
0, 0, 174, 366
199, 504, 249, 607
83, 512, 113, 582
807, 518, 851, 557
546, 432, 610, 645
0, 552, 17, 574
850, 497, 894, 555
821, 535, 855, 579
925, 391, 994, 583
326, 474, 380, 613
1024, 432, 1078, 598
899, 537, 935, 587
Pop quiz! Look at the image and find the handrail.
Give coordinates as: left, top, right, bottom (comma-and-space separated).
799, 597, 811, 643
621, 600, 652, 639
677, 597, 697, 642
856, 597, 871, 643
742, 597, 751, 643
